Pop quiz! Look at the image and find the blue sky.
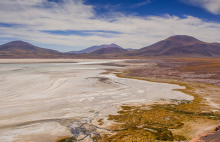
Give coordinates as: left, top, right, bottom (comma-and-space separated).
0, 0, 220, 52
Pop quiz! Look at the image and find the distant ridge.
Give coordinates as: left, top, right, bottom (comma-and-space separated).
126, 35, 220, 57
91, 47, 127, 55
69, 43, 122, 54
0, 41, 59, 53
0, 41, 75, 58
126, 48, 137, 51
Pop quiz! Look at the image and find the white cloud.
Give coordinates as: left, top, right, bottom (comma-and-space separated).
180, 0, 220, 15
0, 0, 220, 52
132, 0, 152, 8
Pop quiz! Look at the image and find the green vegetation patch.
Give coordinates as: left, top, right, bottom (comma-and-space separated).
98, 118, 104, 125
97, 96, 219, 141
56, 137, 76, 142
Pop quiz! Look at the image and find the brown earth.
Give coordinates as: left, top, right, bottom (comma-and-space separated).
126, 58, 220, 87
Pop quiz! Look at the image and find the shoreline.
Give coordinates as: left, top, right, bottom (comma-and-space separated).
96, 69, 220, 141
78, 62, 220, 141
57, 70, 220, 142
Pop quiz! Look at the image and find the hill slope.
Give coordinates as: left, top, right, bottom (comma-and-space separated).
0, 41, 74, 58
91, 47, 127, 55
69, 43, 122, 54
126, 35, 220, 57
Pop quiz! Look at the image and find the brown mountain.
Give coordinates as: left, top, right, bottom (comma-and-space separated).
0, 41, 76, 58
91, 47, 127, 55
69, 43, 122, 54
126, 35, 220, 57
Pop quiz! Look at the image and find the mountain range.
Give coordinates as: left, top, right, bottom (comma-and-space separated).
69, 43, 122, 54
1, 35, 220, 58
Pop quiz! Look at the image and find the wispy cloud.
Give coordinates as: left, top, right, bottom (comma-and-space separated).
132, 0, 152, 8
0, 0, 220, 51
180, 0, 220, 15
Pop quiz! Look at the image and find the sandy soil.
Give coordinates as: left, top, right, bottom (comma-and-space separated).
189, 131, 220, 142
0, 59, 193, 142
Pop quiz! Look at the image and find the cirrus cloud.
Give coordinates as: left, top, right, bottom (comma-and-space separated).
180, 0, 220, 15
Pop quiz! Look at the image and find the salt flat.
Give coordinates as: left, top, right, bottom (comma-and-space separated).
0, 59, 193, 142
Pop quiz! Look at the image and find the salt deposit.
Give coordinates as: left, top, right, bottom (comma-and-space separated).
0, 59, 193, 142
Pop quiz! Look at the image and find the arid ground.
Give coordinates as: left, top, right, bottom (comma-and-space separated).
90, 58, 220, 142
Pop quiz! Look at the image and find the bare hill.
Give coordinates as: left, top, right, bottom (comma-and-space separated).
0, 41, 75, 58
126, 35, 220, 57
69, 43, 122, 54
